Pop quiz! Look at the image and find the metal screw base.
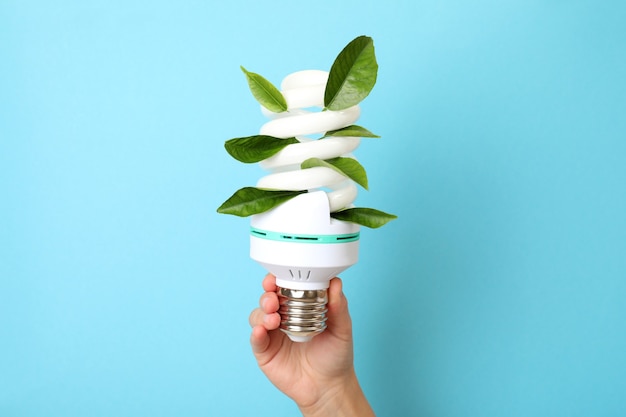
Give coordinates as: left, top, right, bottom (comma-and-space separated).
277, 286, 328, 342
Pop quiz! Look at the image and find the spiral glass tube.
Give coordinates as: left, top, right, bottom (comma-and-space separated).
257, 69, 362, 212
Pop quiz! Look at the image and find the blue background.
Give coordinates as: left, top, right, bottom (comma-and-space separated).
1, 1, 625, 416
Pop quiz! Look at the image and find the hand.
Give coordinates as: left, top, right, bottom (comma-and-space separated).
249, 273, 375, 417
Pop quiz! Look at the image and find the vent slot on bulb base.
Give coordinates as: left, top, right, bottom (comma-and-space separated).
289, 269, 312, 281
277, 286, 328, 342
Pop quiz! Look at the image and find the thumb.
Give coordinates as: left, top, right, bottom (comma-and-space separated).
325, 277, 352, 341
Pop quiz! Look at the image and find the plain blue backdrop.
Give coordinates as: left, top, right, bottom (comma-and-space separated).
1, 1, 625, 416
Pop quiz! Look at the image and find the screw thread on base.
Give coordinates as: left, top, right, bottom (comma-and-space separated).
277, 286, 328, 342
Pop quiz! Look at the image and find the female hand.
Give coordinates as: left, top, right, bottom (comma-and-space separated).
249, 273, 375, 417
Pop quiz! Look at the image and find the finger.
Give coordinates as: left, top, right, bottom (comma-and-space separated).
325, 277, 353, 341
262, 273, 277, 293
249, 308, 265, 328
249, 307, 281, 330
259, 291, 279, 314
250, 325, 271, 355
251, 326, 287, 366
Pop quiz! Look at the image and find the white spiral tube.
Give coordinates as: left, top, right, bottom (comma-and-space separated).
256, 70, 362, 212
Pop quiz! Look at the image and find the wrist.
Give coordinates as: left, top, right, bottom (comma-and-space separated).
298, 371, 375, 417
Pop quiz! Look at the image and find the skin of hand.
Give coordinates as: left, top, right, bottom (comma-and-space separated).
249, 274, 375, 417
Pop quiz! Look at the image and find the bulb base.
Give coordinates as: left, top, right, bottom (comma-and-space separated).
277, 286, 328, 342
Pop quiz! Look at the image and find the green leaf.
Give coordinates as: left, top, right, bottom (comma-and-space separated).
330, 207, 397, 228
323, 124, 380, 138
301, 157, 369, 190
324, 36, 378, 111
240, 66, 288, 113
225, 135, 299, 163
217, 187, 307, 217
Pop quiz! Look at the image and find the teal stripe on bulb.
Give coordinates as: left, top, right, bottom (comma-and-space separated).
250, 227, 360, 244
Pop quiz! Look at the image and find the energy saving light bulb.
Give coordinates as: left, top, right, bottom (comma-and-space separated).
251, 70, 362, 341
217, 36, 396, 342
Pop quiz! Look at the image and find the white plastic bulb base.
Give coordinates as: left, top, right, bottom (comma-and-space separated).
250, 191, 359, 342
